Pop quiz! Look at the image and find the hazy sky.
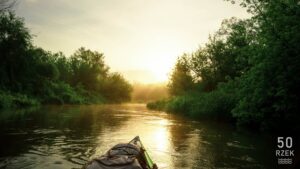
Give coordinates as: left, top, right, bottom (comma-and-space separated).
15, 0, 250, 83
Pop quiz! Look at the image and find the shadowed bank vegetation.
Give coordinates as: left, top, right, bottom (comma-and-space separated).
0, 10, 132, 108
131, 83, 168, 103
148, 0, 300, 132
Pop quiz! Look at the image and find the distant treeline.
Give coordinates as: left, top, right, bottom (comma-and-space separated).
148, 0, 300, 132
0, 11, 132, 108
131, 83, 168, 103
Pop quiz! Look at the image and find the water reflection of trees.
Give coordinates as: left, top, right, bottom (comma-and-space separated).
0, 105, 275, 169
0, 105, 131, 168
167, 115, 275, 169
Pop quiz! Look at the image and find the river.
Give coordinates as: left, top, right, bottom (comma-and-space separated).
0, 104, 275, 169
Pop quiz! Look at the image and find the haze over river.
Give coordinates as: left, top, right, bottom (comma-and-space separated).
0, 104, 275, 169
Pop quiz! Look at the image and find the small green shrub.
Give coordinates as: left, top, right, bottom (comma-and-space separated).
39, 81, 86, 104
147, 99, 168, 110
0, 90, 39, 108
147, 82, 238, 121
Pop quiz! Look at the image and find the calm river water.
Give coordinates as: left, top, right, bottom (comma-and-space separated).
0, 104, 276, 169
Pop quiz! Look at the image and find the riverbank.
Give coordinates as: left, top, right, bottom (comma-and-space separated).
0, 84, 109, 109
0, 90, 40, 108
0, 88, 105, 109
147, 88, 236, 122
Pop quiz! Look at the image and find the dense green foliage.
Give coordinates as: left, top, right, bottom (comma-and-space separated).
148, 0, 300, 132
0, 11, 132, 108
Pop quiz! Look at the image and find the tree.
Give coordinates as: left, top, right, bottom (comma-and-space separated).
52, 52, 72, 83
101, 73, 133, 103
0, 11, 133, 106
69, 47, 109, 91
0, 12, 31, 90
190, 18, 255, 91
231, 0, 300, 131
168, 54, 194, 96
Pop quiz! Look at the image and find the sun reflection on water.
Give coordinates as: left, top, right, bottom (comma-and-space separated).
153, 127, 168, 152
0, 104, 272, 169
92, 108, 174, 168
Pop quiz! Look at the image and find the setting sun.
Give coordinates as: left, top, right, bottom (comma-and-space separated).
15, 0, 249, 83
140, 43, 182, 82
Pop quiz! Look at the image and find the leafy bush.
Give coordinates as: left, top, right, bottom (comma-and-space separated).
148, 81, 238, 121
147, 99, 168, 110
189, 89, 237, 120
0, 90, 39, 108
39, 81, 86, 104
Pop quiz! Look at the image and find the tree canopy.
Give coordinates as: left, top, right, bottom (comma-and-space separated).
149, 0, 300, 132
0, 11, 133, 108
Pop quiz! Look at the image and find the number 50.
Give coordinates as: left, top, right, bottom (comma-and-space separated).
278, 137, 292, 148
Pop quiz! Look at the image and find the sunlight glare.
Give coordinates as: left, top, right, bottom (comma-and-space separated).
140, 40, 181, 83
153, 127, 169, 153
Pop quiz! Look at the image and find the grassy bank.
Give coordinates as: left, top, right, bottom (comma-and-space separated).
0, 90, 39, 109
147, 82, 237, 121
0, 86, 106, 109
